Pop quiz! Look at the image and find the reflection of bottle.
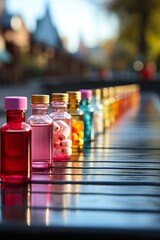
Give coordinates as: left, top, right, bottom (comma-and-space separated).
27, 94, 53, 169
31, 170, 52, 225
52, 161, 71, 181
49, 93, 72, 161
67, 91, 84, 152
1, 183, 30, 223
50, 165, 72, 222
0, 96, 32, 183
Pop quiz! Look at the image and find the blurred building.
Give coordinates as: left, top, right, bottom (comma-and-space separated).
0, 0, 30, 83
34, 6, 63, 50
0, 0, 88, 84
31, 5, 87, 77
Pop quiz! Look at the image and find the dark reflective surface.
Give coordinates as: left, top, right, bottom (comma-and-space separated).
1, 183, 30, 224
1, 92, 160, 239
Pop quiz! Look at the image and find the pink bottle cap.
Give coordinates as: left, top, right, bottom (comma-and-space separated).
80, 89, 92, 100
5, 96, 28, 110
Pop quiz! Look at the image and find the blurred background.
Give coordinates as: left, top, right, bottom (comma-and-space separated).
0, 0, 160, 85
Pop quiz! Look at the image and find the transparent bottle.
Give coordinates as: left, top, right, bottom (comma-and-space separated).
67, 91, 84, 152
80, 89, 94, 143
49, 93, 72, 160
101, 87, 110, 130
0, 96, 32, 183
27, 94, 53, 169
91, 88, 103, 136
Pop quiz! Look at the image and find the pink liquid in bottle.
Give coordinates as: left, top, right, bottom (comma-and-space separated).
30, 123, 53, 168
27, 95, 53, 168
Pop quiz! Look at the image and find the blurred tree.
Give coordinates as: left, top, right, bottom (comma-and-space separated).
106, 0, 160, 59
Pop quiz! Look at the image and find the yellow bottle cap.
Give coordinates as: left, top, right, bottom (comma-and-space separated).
52, 93, 68, 102
67, 91, 81, 102
32, 94, 50, 104
92, 88, 101, 98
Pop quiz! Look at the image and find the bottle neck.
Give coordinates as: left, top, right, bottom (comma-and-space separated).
68, 101, 80, 110
6, 110, 26, 123
80, 98, 90, 106
92, 96, 101, 104
51, 101, 68, 112
31, 104, 49, 115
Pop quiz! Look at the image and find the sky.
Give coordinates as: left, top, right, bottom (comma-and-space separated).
6, 0, 119, 53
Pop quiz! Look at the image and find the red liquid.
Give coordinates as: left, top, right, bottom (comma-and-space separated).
30, 124, 53, 168
1, 129, 31, 183
1, 183, 29, 222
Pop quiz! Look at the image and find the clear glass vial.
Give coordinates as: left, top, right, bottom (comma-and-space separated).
49, 93, 72, 160
91, 88, 104, 136
67, 91, 84, 152
0, 96, 32, 183
27, 94, 53, 169
101, 87, 110, 130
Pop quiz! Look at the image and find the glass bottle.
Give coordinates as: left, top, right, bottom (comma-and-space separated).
108, 87, 116, 126
91, 88, 103, 136
27, 94, 53, 169
80, 89, 94, 143
0, 96, 32, 183
67, 91, 84, 152
101, 87, 110, 130
49, 93, 72, 160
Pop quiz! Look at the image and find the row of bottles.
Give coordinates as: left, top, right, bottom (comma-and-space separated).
0, 84, 141, 183
101, 84, 141, 129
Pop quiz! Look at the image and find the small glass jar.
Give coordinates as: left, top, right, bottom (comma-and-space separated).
49, 93, 72, 160
1, 96, 32, 183
27, 94, 53, 169
67, 91, 84, 152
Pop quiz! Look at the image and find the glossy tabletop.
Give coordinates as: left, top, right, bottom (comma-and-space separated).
1, 91, 160, 239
